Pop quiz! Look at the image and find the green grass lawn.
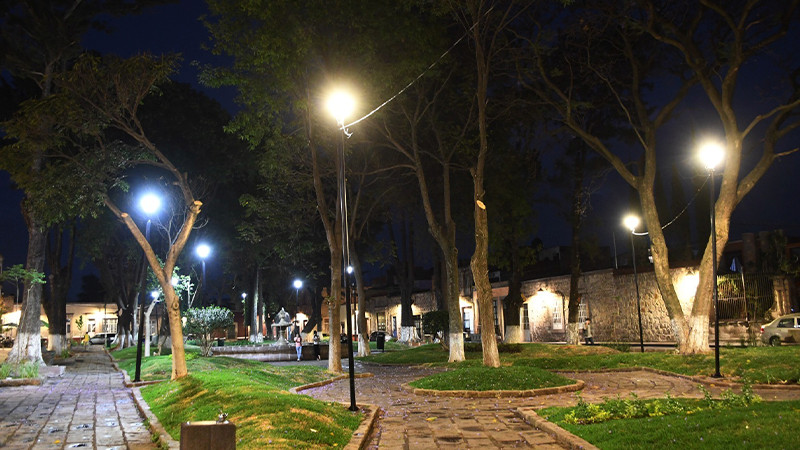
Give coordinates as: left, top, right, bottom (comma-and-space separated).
361, 343, 800, 384
409, 365, 575, 391
539, 399, 800, 449
112, 347, 361, 448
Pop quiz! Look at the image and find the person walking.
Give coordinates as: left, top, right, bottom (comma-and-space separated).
583, 318, 594, 345
82, 333, 90, 349
294, 333, 303, 361
312, 330, 321, 360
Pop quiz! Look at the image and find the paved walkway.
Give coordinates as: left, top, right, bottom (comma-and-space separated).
301, 362, 800, 449
0, 346, 154, 450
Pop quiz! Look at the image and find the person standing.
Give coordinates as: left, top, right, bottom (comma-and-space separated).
294, 334, 303, 361
82, 333, 90, 349
312, 331, 321, 360
583, 318, 594, 345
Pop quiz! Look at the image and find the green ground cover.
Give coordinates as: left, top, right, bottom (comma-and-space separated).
112, 347, 361, 449
362, 343, 800, 384
408, 365, 575, 391
538, 399, 800, 449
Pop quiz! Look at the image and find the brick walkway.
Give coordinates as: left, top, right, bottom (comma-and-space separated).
0, 346, 154, 450
302, 362, 800, 449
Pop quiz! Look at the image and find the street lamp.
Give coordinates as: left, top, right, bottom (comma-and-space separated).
196, 243, 211, 303
624, 215, 645, 353
135, 192, 161, 383
699, 140, 725, 378
328, 89, 357, 411
292, 279, 303, 331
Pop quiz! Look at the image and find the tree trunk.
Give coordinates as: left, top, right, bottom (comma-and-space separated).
7, 208, 45, 366
327, 248, 343, 373
351, 251, 371, 357
250, 267, 261, 343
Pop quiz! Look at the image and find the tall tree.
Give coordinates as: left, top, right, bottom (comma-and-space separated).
0, 0, 172, 366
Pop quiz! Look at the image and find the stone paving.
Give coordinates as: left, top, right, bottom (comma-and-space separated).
301, 362, 800, 449
0, 346, 154, 450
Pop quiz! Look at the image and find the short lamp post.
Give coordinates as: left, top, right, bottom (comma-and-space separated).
328, 89, 358, 412
699, 141, 725, 378
134, 192, 161, 383
624, 215, 645, 353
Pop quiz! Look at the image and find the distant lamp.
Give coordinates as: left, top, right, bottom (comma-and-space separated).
196, 244, 211, 259
327, 90, 355, 126
698, 141, 725, 171
150, 290, 159, 300
139, 193, 162, 216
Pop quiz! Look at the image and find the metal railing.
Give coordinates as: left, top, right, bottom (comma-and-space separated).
714, 272, 775, 321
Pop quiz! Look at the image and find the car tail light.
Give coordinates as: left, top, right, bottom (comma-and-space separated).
760, 326, 765, 333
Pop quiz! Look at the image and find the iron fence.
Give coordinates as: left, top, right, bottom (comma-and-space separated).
714, 272, 775, 321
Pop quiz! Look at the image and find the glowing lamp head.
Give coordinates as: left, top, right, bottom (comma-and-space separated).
698, 140, 725, 171
150, 290, 159, 300
139, 193, 161, 216
241, 292, 247, 299
293, 279, 303, 290
623, 215, 640, 232
196, 243, 211, 259
346, 265, 354, 274
327, 90, 355, 125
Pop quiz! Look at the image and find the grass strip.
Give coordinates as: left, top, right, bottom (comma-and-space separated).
409, 365, 575, 391
140, 370, 361, 449
538, 399, 800, 449
362, 343, 800, 384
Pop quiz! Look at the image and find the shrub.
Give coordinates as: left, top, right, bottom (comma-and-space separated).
183, 306, 234, 357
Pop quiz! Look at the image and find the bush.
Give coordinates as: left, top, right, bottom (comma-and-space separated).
183, 306, 234, 357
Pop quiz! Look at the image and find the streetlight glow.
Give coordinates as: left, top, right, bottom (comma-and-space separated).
139, 193, 162, 215
327, 90, 355, 125
623, 215, 640, 232
698, 140, 725, 171
150, 290, 159, 300
196, 243, 211, 259
241, 292, 247, 300
293, 279, 303, 290
346, 265, 354, 274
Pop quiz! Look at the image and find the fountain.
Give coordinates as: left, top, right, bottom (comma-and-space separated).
270, 308, 292, 347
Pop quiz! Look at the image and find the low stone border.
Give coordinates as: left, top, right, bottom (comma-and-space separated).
131, 386, 180, 449
291, 373, 379, 450
0, 378, 41, 387
556, 366, 800, 390
401, 379, 585, 398
516, 407, 598, 450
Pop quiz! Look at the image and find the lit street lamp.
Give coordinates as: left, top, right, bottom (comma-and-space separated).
135, 192, 161, 383
699, 140, 725, 378
196, 243, 211, 303
328, 89, 357, 411
624, 215, 645, 353
292, 279, 303, 332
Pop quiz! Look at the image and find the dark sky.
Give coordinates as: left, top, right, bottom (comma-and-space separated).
2, 1, 799, 298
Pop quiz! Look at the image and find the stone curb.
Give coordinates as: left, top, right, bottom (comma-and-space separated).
0, 378, 41, 387
291, 373, 379, 450
400, 379, 585, 398
558, 366, 800, 390
131, 385, 180, 449
516, 407, 598, 450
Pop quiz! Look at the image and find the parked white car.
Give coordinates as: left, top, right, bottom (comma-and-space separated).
760, 313, 800, 346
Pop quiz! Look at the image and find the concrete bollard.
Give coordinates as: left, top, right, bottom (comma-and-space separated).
180, 421, 236, 450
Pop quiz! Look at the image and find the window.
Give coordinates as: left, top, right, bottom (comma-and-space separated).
778, 318, 793, 328
103, 318, 118, 333
462, 307, 472, 332
552, 302, 563, 330
522, 305, 530, 331
578, 299, 588, 329
493, 299, 499, 328
66, 321, 71, 334
88, 320, 96, 334
377, 312, 386, 331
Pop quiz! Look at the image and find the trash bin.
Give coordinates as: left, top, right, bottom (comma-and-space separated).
217, 337, 224, 346
376, 332, 385, 352
180, 421, 235, 450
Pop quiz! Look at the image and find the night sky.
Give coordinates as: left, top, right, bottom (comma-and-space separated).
2, 1, 799, 299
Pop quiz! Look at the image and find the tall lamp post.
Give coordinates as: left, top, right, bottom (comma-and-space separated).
328, 90, 358, 411
196, 243, 211, 304
293, 279, 303, 334
135, 192, 161, 382
624, 215, 645, 353
699, 141, 725, 378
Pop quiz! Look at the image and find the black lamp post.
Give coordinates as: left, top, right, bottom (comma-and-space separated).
329, 90, 358, 411
700, 141, 725, 378
134, 192, 160, 383
624, 215, 645, 353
